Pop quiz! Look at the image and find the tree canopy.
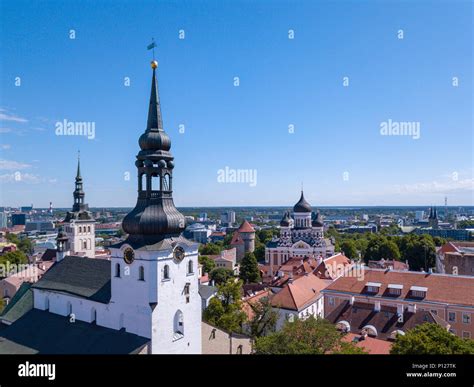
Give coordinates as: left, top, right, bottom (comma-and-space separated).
209, 267, 234, 285
198, 255, 216, 274
239, 252, 261, 284
247, 297, 278, 338
199, 243, 222, 256
390, 323, 474, 354
254, 317, 367, 354
203, 279, 247, 333
5, 233, 32, 255
0, 250, 28, 266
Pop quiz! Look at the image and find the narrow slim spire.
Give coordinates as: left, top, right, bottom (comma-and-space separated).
146, 63, 164, 131
76, 151, 81, 180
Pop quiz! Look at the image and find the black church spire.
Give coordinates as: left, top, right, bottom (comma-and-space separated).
121, 60, 186, 242
72, 152, 87, 213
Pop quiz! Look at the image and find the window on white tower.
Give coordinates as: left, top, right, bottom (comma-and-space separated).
138, 266, 145, 281
173, 310, 184, 340
188, 260, 193, 274
115, 263, 121, 278
163, 265, 170, 280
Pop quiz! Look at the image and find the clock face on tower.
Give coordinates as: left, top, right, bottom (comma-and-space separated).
123, 247, 135, 265
173, 246, 185, 262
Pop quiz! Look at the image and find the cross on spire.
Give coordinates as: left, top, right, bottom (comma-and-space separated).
147, 38, 157, 60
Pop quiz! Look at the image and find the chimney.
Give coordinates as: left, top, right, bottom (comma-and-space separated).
374, 301, 381, 312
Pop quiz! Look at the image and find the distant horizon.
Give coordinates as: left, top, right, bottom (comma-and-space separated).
6, 204, 474, 210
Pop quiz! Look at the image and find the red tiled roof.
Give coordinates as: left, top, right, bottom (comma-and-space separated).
342, 333, 392, 354
315, 253, 351, 279
438, 241, 474, 255
199, 274, 210, 284
230, 232, 244, 245
242, 290, 272, 320
325, 267, 474, 307
238, 220, 255, 233
271, 275, 330, 311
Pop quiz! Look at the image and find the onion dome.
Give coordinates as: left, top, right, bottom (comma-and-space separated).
280, 211, 291, 227
312, 211, 324, 227
293, 191, 312, 213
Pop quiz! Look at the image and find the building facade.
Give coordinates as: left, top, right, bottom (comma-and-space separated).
62, 157, 96, 258
265, 191, 335, 276
322, 267, 474, 340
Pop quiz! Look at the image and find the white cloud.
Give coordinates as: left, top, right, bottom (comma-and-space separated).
0, 108, 28, 123
392, 178, 474, 194
0, 172, 40, 184
0, 128, 12, 133
0, 144, 11, 150
0, 159, 31, 170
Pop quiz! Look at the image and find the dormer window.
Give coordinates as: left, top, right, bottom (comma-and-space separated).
410, 286, 428, 298
388, 284, 403, 296
365, 282, 381, 293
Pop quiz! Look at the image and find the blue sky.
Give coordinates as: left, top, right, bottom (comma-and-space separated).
0, 0, 472, 208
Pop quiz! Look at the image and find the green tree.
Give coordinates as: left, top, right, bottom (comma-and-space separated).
364, 235, 400, 262
223, 233, 233, 249
199, 243, 222, 255
254, 317, 366, 354
390, 323, 474, 354
203, 279, 246, 333
379, 239, 401, 261
198, 255, 216, 274
400, 235, 436, 271
247, 298, 278, 338
5, 233, 20, 245
0, 250, 28, 266
17, 238, 33, 255
253, 242, 266, 262
340, 240, 358, 260
364, 235, 384, 262
354, 237, 369, 258
239, 252, 261, 284
209, 267, 234, 285
257, 229, 274, 244
432, 236, 447, 247
5, 233, 32, 255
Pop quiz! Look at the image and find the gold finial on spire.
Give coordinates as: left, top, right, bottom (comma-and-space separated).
147, 38, 158, 69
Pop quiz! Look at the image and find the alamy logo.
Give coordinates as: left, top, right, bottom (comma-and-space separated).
380, 119, 420, 139
18, 361, 56, 381
55, 119, 95, 139
217, 166, 257, 187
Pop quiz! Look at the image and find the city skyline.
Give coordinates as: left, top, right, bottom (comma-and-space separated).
1, 0, 473, 207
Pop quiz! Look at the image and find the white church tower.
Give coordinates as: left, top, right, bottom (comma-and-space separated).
108, 59, 201, 354
63, 154, 96, 258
